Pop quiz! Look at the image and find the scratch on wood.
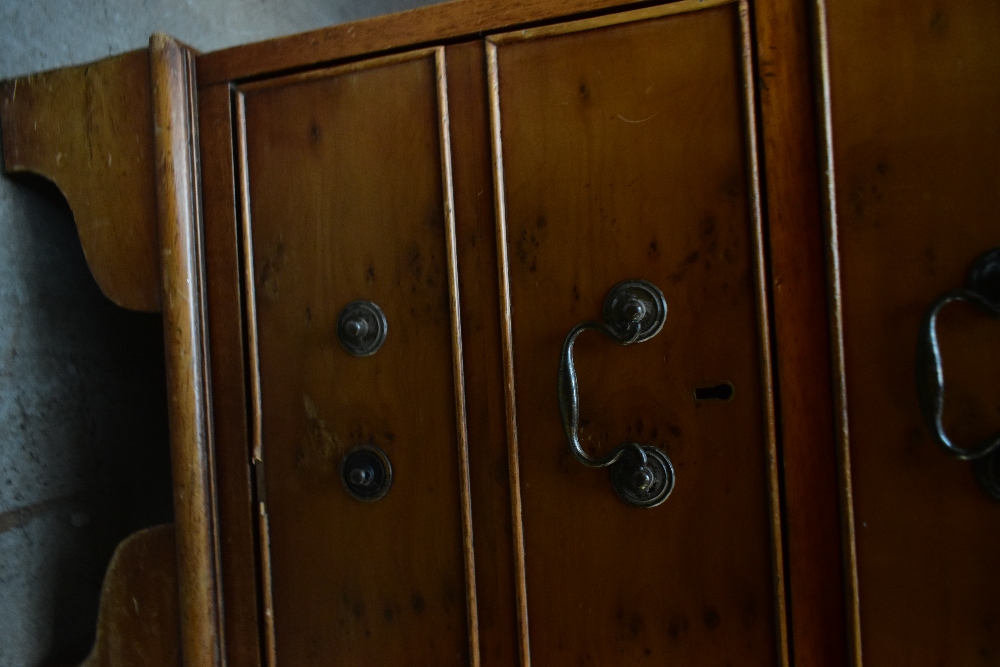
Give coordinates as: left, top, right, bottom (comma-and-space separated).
615, 112, 659, 124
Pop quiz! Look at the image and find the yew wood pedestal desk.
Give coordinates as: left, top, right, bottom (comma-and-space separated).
2, 0, 998, 665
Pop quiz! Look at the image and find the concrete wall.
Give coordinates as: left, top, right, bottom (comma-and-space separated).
0, 1, 431, 664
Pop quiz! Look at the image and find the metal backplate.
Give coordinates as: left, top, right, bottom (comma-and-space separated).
974, 450, 1000, 502
602, 279, 668, 343
966, 249, 1000, 505
610, 445, 675, 508
341, 445, 393, 502
966, 247, 1000, 304
337, 300, 388, 357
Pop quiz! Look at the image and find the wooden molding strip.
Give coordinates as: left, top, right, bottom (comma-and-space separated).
736, 2, 790, 665
436, 46, 483, 667
0, 50, 162, 312
149, 33, 223, 667
197, 0, 695, 86
197, 81, 263, 667
484, 40, 532, 667
750, 0, 852, 662
233, 83, 272, 667
811, 0, 863, 663
235, 47, 439, 92
257, 501, 277, 667
488, 0, 733, 41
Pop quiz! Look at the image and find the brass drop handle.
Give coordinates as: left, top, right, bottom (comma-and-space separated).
557, 280, 675, 508
915, 247, 1000, 501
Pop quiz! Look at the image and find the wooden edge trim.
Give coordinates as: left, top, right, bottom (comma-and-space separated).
233, 89, 274, 662
485, 40, 532, 667
435, 47, 482, 667
737, 3, 789, 665
0, 50, 162, 312
488, 0, 734, 42
257, 502, 277, 667
236, 47, 439, 93
149, 33, 223, 667
233, 91, 264, 467
810, 1, 862, 664
196, 0, 701, 86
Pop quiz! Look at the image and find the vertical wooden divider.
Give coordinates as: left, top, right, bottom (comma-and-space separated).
198, 80, 263, 667
232, 88, 275, 667
736, 3, 790, 664
447, 40, 526, 666
435, 46, 482, 667
150, 33, 223, 667
811, 0, 864, 663
484, 39, 533, 667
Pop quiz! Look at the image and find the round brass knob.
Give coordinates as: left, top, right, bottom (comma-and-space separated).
341, 445, 392, 502
337, 301, 387, 357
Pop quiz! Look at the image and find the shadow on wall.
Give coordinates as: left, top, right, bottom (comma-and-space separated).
0, 174, 173, 666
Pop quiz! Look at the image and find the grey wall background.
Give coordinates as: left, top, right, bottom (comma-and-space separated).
0, 1, 432, 665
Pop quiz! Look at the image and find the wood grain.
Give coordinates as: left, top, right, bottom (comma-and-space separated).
446, 40, 524, 667
198, 0, 709, 87
752, 0, 850, 663
437, 46, 482, 667
237, 50, 474, 666
491, 5, 781, 664
736, 4, 788, 662
150, 33, 222, 667
81, 525, 181, 667
824, 0, 1000, 663
198, 82, 262, 667
0, 50, 161, 312
486, 40, 533, 667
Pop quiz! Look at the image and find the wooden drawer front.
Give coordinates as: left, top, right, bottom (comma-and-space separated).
828, 0, 1000, 661
237, 51, 473, 666
489, 2, 782, 664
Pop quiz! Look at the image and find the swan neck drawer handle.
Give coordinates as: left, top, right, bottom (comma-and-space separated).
916, 247, 1000, 501
557, 279, 675, 508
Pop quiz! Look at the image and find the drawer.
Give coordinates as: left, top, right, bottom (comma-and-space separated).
489, 3, 782, 664
828, 0, 1000, 661
237, 51, 473, 665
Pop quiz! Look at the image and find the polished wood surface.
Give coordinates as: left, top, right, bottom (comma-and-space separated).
3, 0, 996, 662
199, 0, 706, 87
825, 0, 1000, 662
752, 0, 849, 663
238, 51, 473, 665
491, 4, 782, 664
446, 41, 524, 667
0, 50, 161, 312
81, 525, 181, 667
149, 34, 222, 667
198, 83, 262, 667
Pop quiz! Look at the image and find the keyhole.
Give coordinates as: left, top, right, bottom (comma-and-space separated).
694, 382, 734, 402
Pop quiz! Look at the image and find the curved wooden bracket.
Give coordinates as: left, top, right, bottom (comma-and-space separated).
81, 525, 181, 667
1, 50, 162, 312
3, 36, 223, 667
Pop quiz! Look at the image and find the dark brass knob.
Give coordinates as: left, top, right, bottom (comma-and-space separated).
337, 300, 387, 357
341, 445, 392, 502
348, 465, 375, 488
